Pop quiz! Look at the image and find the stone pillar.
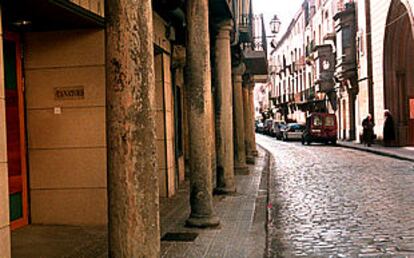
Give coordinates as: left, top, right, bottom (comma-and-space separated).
106, 0, 160, 257
185, 0, 220, 227
249, 87, 258, 156
348, 91, 357, 141
214, 21, 236, 194
243, 83, 255, 164
233, 63, 249, 174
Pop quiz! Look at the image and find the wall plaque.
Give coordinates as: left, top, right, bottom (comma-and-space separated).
54, 86, 85, 100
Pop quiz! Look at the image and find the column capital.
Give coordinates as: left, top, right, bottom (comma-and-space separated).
232, 62, 246, 77
215, 20, 233, 40
172, 45, 186, 68
242, 75, 255, 90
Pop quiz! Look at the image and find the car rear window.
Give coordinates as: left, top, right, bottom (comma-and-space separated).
313, 115, 322, 126
325, 116, 335, 126
290, 124, 305, 130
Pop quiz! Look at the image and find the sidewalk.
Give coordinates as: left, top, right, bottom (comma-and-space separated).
11, 148, 269, 258
160, 147, 269, 258
338, 140, 414, 162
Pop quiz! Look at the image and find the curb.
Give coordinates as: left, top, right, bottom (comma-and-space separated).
256, 143, 272, 258
337, 142, 414, 163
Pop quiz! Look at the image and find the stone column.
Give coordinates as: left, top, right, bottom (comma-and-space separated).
233, 63, 249, 174
243, 83, 255, 164
214, 20, 236, 194
185, 0, 220, 227
106, 0, 159, 257
249, 87, 258, 156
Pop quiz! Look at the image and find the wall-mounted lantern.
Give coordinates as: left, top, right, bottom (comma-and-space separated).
270, 15, 281, 34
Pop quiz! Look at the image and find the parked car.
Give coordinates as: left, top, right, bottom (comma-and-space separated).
263, 119, 274, 135
255, 121, 264, 133
302, 113, 337, 145
272, 121, 286, 139
281, 123, 306, 141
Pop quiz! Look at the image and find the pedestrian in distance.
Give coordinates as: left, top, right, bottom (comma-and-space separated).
383, 109, 396, 147
362, 114, 375, 147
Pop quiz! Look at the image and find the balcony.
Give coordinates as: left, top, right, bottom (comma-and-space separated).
243, 14, 268, 78
313, 44, 336, 92
334, 2, 357, 82
323, 32, 336, 41
239, 14, 253, 43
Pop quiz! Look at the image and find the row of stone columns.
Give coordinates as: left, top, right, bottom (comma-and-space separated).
105, 0, 258, 256
232, 63, 250, 175
214, 21, 236, 194
185, 0, 220, 228
106, 0, 160, 257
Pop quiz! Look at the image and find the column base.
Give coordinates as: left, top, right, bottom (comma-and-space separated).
246, 155, 255, 164
234, 165, 249, 175
186, 215, 220, 228
251, 149, 258, 157
214, 185, 236, 195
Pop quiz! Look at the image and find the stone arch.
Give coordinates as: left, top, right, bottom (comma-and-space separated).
383, 0, 414, 146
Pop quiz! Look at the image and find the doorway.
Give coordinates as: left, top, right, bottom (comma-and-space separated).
384, 0, 414, 146
4, 32, 28, 230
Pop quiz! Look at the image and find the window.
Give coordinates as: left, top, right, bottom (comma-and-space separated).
313, 115, 322, 126
325, 116, 335, 126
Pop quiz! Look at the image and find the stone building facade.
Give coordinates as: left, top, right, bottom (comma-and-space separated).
357, 0, 414, 146
270, 0, 414, 146
0, 0, 264, 256
270, 0, 347, 125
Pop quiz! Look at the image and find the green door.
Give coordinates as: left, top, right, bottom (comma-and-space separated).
4, 33, 28, 230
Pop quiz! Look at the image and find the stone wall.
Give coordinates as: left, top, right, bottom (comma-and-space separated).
369, 0, 414, 139
24, 29, 107, 225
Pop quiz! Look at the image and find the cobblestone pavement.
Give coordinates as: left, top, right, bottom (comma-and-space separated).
257, 134, 414, 258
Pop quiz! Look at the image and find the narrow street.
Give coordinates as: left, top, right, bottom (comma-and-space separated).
257, 134, 414, 257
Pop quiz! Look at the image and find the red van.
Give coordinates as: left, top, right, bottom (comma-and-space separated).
301, 113, 337, 145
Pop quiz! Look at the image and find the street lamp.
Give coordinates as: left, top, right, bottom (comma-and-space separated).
270, 15, 281, 34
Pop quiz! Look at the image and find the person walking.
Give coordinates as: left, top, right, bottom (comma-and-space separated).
362, 114, 375, 147
383, 109, 396, 147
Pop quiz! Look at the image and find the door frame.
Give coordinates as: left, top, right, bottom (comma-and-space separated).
409, 96, 414, 146
4, 31, 29, 230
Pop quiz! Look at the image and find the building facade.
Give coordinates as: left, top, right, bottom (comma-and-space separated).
357, 0, 414, 146
0, 0, 265, 256
269, 0, 414, 146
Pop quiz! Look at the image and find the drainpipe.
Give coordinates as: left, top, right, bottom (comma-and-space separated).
365, 0, 374, 119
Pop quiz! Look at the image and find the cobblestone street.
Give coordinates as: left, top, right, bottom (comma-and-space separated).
257, 134, 414, 258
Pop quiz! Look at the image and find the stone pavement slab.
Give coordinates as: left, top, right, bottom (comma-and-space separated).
11, 225, 107, 258
161, 147, 269, 258
11, 148, 269, 258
